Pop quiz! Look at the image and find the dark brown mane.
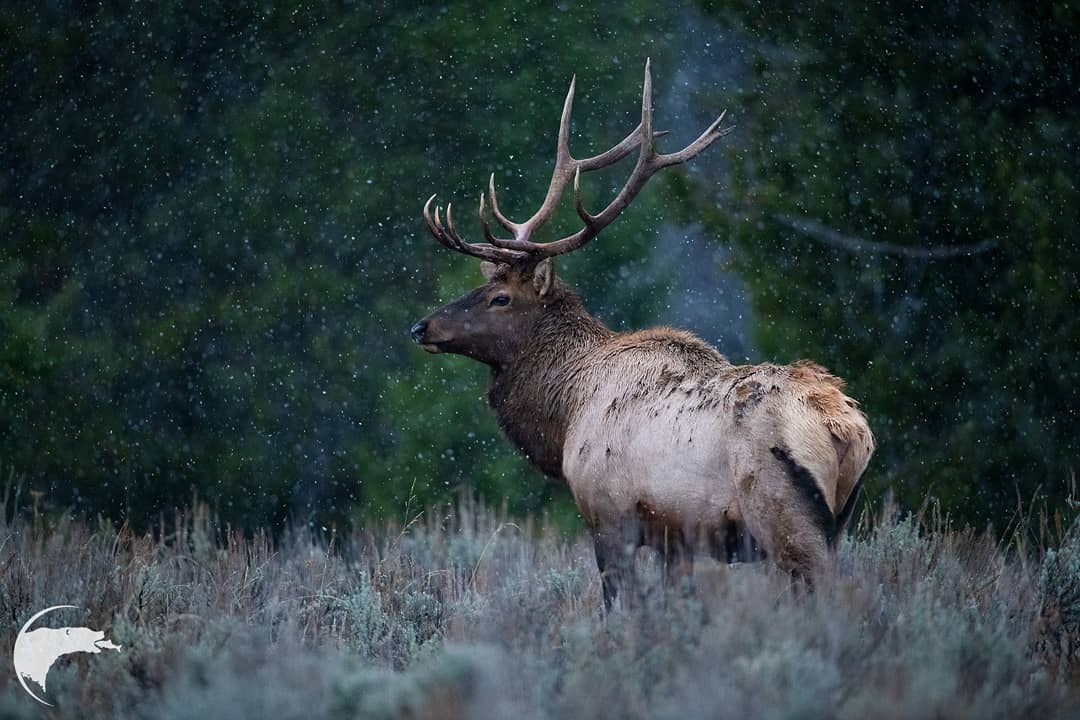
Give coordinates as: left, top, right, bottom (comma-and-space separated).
488, 285, 608, 479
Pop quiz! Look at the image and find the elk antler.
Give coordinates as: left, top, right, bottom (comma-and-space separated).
423, 59, 733, 265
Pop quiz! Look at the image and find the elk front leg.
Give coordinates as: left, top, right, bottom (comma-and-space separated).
592, 520, 641, 612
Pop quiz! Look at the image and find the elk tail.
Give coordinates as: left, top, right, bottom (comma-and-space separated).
831, 474, 865, 542
829, 422, 875, 542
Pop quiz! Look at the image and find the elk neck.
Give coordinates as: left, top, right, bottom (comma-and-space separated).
487, 287, 611, 481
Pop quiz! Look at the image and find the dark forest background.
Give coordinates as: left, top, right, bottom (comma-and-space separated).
1, 1, 1076, 531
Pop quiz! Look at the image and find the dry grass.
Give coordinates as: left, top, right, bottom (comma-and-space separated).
0, 484, 1078, 719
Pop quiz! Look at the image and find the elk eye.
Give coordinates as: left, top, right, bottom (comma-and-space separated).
489, 295, 510, 307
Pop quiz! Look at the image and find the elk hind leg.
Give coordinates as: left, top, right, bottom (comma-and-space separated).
736, 445, 835, 588
592, 519, 642, 611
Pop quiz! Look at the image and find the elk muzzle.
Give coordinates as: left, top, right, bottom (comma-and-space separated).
410, 317, 446, 353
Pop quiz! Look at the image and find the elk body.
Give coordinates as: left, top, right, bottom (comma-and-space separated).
412, 62, 874, 608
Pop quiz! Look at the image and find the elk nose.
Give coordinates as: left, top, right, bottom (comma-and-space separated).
410, 320, 428, 343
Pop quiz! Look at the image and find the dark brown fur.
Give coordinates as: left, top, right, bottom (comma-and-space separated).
486, 281, 610, 478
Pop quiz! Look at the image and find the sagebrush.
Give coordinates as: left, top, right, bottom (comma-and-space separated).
0, 488, 1078, 719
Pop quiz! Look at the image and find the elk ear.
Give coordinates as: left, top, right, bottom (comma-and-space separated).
480, 261, 500, 282
532, 258, 555, 297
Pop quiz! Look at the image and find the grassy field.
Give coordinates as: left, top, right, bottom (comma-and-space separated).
1, 485, 1078, 719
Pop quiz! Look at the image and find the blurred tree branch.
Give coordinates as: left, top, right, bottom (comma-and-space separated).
774, 214, 998, 259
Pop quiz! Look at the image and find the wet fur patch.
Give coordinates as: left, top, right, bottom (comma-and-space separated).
733, 380, 765, 423
770, 445, 837, 545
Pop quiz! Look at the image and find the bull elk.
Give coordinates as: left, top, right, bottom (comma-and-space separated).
411, 61, 874, 609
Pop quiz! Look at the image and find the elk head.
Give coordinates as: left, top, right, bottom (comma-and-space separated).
411, 59, 733, 366
410, 258, 556, 365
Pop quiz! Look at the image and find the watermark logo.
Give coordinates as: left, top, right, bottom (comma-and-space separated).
12, 605, 122, 707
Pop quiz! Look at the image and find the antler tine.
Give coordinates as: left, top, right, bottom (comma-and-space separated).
577, 128, 669, 172
435, 204, 460, 249
478, 187, 527, 250
445, 202, 462, 246
572, 167, 597, 228
423, 194, 456, 251
478, 192, 496, 243
422, 193, 527, 264
558, 74, 576, 163
486, 173, 518, 235
656, 109, 734, 167
639, 57, 654, 156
